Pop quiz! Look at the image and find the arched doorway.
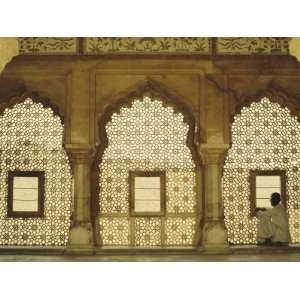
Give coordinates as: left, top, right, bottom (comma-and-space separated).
92, 83, 202, 248
0, 93, 72, 246
223, 95, 300, 244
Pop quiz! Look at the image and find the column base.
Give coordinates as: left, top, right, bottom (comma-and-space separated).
66, 221, 94, 255
202, 220, 230, 253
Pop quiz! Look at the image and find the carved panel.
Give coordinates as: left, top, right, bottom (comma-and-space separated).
18, 38, 78, 54
84, 37, 211, 54
217, 38, 290, 55
17, 37, 293, 55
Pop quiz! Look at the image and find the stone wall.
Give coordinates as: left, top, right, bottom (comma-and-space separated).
0, 48, 299, 251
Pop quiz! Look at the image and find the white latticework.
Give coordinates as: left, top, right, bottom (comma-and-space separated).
0, 98, 72, 246
99, 96, 198, 247
223, 97, 300, 244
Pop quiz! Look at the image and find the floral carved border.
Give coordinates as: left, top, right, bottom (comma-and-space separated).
217, 37, 291, 55
16, 37, 292, 55
18, 38, 79, 55
84, 37, 211, 54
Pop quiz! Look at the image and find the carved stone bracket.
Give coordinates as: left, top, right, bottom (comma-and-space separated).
66, 144, 95, 168
200, 144, 229, 165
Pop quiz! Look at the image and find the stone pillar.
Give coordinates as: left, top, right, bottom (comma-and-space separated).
200, 144, 229, 252
66, 144, 95, 254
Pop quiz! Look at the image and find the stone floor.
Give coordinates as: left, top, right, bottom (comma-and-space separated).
1, 253, 300, 261
0, 245, 300, 261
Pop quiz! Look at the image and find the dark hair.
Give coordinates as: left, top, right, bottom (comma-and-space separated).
271, 192, 281, 207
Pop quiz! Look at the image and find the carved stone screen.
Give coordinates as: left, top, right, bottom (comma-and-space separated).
223, 97, 300, 244
0, 98, 72, 246
98, 96, 197, 247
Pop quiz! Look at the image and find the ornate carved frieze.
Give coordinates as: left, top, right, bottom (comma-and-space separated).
16, 37, 292, 56
217, 37, 291, 55
18, 37, 78, 54
83, 37, 211, 54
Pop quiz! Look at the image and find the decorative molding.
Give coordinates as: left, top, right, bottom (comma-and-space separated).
217, 37, 291, 55
15, 38, 293, 56
18, 38, 78, 55
65, 144, 95, 164
84, 37, 211, 54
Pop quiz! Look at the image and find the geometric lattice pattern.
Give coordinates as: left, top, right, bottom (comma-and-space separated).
98, 96, 197, 247
165, 217, 196, 246
223, 97, 300, 244
0, 99, 72, 246
134, 218, 162, 247
99, 217, 130, 246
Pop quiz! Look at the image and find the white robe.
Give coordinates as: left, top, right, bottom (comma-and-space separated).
257, 204, 291, 243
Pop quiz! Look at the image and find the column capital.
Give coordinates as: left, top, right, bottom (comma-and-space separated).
200, 144, 229, 165
65, 144, 95, 164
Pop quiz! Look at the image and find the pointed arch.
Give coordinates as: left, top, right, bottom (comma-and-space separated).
227, 87, 300, 150
0, 91, 64, 124
94, 79, 201, 170
223, 93, 300, 245
232, 87, 300, 124
0, 93, 72, 246
91, 79, 202, 248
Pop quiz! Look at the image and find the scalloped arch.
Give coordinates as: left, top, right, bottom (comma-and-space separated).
223, 95, 300, 244
0, 91, 64, 124
91, 79, 202, 247
94, 79, 201, 170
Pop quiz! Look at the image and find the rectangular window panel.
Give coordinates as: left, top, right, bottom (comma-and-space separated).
250, 170, 286, 214
135, 186, 161, 200
135, 177, 161, 189
256, 187, 281, 200
13, 176, 39, 212
135, 200, 161, 212
256, 176, 281, 188
130, 171, 165, 216
7, 171, 45, 218
256, 198, 274, 209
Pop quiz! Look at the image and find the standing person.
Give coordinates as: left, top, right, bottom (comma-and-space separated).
256, 192, 291, 245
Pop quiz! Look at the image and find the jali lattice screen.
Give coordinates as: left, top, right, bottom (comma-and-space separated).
0, 98, 72, 246
223, 97, 300, 244
98, 96, 198, 247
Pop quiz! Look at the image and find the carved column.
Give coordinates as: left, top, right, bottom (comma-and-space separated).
66, 144, 94, 253
200, 144, 229, 251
